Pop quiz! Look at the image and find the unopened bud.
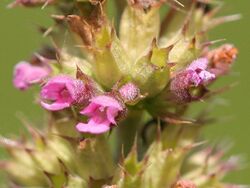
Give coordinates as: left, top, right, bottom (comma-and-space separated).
119, 82, 141, 104
207, 44, 238, 76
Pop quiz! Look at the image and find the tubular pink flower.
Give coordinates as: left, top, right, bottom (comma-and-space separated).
171, 58, 215, 91
76, 95, 123, 134
170, 58, 215, 102
13, 61, 50, 90
40, 75, 89, 111
187, 58, 215, 83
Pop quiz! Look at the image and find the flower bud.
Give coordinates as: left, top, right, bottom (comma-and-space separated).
119, 82, 141, 104
207, 44, 238, 76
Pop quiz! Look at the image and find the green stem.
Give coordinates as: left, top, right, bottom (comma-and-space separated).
116, 109, 145, 158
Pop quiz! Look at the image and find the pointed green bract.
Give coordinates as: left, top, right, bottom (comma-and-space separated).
131, 43, 170, 96
94, 26, 131, 88
120, 6, 160, 61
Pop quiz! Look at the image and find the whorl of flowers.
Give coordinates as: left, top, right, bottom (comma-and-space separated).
0, 0, 244, 188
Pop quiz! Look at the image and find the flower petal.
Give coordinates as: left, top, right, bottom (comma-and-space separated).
107, 107, 119, 124
13, 61, 50, 90
80, 102, 99, 116
90, 95, 122, 110
40, 101, 71, 111
198, 70, 215, 83
41, 82, 65, 100
187, 58, 209, 71
76, 120, 110, 134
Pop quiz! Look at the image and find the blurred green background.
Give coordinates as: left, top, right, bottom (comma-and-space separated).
0, 0, 250, 185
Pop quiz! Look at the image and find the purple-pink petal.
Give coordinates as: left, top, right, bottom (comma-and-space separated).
79, 102, 97, 115
40, 101, 71, 111
170, 58, 216, 103
187, 58, 209, 71
41, 82, 65, 100
107, 107, 119, 124
198, 70, 215, 83
40, 75, 88, 111
76, 121, 110, 134
90, 95, 123, 110
187, 58, 215, 84
76, 95, 123, 134
13, 61, 50, 90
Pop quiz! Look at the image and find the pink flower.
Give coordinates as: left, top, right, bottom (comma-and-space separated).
76, 95, 123, 134
187, 58, 215, 83
13, 61, 50, 90
40, 75, 90, 111
171, 58, 215, 90
170, 58, 215, 102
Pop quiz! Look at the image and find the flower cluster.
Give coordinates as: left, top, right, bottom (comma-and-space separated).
13, 57, 139, 134
12, 44, 237, 134
5, 0, 242, 187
